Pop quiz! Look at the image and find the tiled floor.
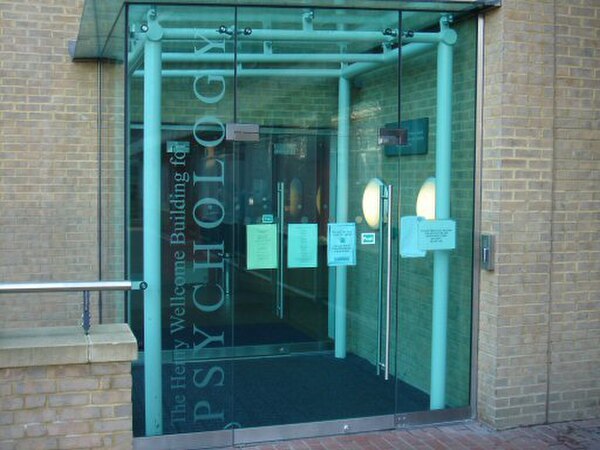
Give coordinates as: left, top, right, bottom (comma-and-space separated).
234, 419, 600, 449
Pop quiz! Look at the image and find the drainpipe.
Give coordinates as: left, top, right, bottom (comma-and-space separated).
430, 16, 457, 410
143, 9, 163, 436
334, 75, 350, 358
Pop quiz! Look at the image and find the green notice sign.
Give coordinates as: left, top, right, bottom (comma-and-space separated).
246, 224, 278, 270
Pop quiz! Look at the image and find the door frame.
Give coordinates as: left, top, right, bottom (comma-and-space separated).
132, 407, 475, 449
133, 415, 396, 449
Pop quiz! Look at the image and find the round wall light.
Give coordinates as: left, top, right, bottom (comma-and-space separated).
416, 177, 436, 220
362, 177, 387, 229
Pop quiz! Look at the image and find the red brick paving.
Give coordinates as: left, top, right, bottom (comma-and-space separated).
233, 419, 600, 449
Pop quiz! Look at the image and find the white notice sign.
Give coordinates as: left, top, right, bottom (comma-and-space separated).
417, 219, 456, 251
327, 223, 356, 266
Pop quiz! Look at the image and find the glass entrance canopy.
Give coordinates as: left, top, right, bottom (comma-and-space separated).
88, 0, 497, 445
72, 0, 499, 60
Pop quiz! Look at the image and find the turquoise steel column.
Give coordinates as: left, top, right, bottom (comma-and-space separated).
143, 10, 163, 436
335, 75, 350, 358
430, 18, 457, 410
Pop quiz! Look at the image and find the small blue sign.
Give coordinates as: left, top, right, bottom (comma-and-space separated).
166, 141, 190, 154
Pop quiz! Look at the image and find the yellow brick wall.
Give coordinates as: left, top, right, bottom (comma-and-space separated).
478, 0, 600, 429
0, 362, 133, 449
549, 0, 600, 423
0, 0, 99, 327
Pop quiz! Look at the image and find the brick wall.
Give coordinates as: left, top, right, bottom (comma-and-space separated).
549, 1, 600, 423
0, 324, 137, 450
99, 15, 127, 323
478, 0, 600, 429
0, 0, 99, 328
0, 362, 132, 449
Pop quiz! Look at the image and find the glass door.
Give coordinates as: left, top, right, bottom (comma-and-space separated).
230, 132, 331, 355
230, 7, 403, 436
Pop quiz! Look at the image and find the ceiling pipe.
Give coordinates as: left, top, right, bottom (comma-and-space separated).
133, 68, 342, 78
161, 27, 397, 43
132, 41, 434, 79
161, 52, 387, 64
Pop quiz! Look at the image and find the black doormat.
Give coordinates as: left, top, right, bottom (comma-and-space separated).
132, 353, 429, 437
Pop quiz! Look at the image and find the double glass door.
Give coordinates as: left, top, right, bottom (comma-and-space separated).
126, 4, 474, 447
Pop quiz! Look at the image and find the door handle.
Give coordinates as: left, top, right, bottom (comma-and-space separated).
224, 253, 231, 298
276, 182, 285, 319
384, 184, 393, 381
376, 184, 393, 380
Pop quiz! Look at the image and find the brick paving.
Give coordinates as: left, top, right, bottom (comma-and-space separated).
233, 419, 600, 449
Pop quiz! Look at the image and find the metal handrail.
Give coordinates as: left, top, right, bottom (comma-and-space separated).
0, 280, 147, 294
0, 280, 147, 334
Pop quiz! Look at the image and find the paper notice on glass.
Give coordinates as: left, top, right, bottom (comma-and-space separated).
327, 223, 357, 266
287, 223, 318, 268
246, 224, 278, 270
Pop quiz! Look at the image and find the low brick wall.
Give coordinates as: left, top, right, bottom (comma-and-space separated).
0, 324, 137, 450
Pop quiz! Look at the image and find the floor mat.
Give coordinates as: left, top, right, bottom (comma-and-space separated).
132, 353, 429, 436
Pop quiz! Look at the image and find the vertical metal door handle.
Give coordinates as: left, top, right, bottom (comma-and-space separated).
376, 189, 385, 376
384, 185, 393, 381
277, 182, 285, 319
224, 253, 231, 298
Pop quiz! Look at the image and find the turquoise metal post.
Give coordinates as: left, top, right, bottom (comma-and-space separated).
430, 18, 457, 410
334, 75, 350, 358
143, 10, 163, 436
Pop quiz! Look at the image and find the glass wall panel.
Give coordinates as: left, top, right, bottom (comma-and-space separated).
127, 5, 237, 440
395, 16, 476, 412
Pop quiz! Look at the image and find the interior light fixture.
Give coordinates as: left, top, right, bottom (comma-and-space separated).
362, 177, 387, 229
289, 177, 303, 217
416, 177, 436, 220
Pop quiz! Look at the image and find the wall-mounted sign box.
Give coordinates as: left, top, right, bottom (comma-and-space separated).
226, 123, 259, 142
378, 127, 407, 146
383, 118, 429, 156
